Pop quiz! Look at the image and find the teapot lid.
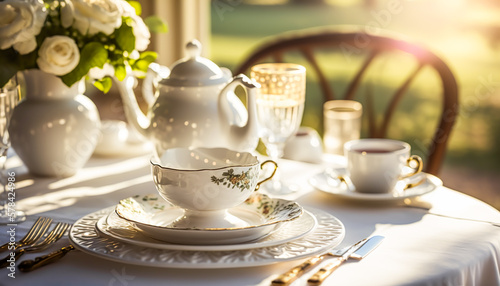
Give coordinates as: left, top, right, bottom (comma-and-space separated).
161, 40, 231, 86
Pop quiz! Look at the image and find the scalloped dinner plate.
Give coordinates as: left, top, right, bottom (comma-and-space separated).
115, 193, 303, 245
70, 207, 345, 269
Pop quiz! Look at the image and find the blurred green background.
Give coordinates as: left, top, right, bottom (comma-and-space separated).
209, 0, 500, 208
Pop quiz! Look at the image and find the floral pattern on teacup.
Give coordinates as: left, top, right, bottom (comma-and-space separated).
210, 168, 257, 192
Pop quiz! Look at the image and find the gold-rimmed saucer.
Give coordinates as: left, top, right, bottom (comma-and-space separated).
309, 168, 442, 202
115, 193, 303, 245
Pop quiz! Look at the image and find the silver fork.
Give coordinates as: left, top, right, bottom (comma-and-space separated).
0, 222, 70, 267
0, 217, 53, 252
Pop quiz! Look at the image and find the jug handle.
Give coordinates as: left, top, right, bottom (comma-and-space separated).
142, 63, 170, 106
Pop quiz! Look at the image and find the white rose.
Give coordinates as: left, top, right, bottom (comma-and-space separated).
129, 15, 151, 51
60, 0, 75, 28
88, 63, 115, 80
37, 36, 80, 76
0, 0, 47, 55
67, 0, 124, 35
122, 1, 151, 51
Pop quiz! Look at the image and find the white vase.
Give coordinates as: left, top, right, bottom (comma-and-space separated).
9, 70, 101, 177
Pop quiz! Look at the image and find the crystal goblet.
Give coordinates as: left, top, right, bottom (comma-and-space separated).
251, 63, 306, 194
0, 75, 24, 224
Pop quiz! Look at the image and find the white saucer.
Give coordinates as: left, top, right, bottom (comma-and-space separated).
309, 168, 442, 202
115, 193, 303, 245
93, 120, 152, 157
96, 209, 317, 251
69, 206, 345, 269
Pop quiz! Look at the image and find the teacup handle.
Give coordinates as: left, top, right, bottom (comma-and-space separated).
255, 160, 278, 191
402, 155, 423, 179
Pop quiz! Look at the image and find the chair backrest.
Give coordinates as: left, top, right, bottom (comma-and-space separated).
234, 26, 459, 175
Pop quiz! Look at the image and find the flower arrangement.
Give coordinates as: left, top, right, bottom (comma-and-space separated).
0, 0, 166, 92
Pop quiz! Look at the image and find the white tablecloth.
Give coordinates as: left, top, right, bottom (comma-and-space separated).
1, 153, 500, 286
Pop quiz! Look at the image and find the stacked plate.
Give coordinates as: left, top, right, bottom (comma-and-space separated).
69, 193, 345, 268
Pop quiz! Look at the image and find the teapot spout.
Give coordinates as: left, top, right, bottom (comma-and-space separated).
218, 74, 260, 152
114, 64, 169, 140
114, 72, 151, 139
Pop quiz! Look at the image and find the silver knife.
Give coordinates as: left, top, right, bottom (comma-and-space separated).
350, 235, 384, 260
307, 235, 384, 285
271, 237, 371, 286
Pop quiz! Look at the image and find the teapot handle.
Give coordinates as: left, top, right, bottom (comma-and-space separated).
142, 63, 170, 106
219, 74, 260, 120
218, 74, 261, 152
218, 74, 260, 125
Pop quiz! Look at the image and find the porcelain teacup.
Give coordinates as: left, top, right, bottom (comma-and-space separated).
283, 126, 323, 164
151, 147, 277, 229
343, 139, 423, 193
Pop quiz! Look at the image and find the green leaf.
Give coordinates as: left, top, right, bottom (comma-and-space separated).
93, 77, 112, 93
61, 42, 107, 87
0, 49, 20, 88
20, 49, 38, 70
115, 20, 135, 53
127, 1, 142, 15
132, 60, 149, 74
131, 51, 157, 74
139, 51, 157, 61
114, 64, 126, 81
144, 16, 168, 33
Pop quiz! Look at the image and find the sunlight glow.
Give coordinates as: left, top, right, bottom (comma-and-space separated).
49, 156, 149, 190
15, 155, 153, 215
245, 0, 287, 5
19, 175, 151, 215
326, 0, 362, 7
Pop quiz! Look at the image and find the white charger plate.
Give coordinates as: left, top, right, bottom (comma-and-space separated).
95, 209, 317, 251
309, 168, 442, 202
69, 207, 345, 269
115, 193, 303, 245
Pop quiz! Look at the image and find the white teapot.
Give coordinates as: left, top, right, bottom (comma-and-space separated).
115, 40, 260, 156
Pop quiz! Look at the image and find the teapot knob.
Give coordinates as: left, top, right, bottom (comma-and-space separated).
186, 40, 202, 58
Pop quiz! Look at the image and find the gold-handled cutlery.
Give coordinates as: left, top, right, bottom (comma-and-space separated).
18, 244, 75, 272
307, 235, 384, 285
0, 222, 71, 268
272, 236, 384, 286
271, 238, 369, 286
0, 217, 53, 252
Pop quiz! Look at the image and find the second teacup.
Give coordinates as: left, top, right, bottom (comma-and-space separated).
344, 139, 422, 194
